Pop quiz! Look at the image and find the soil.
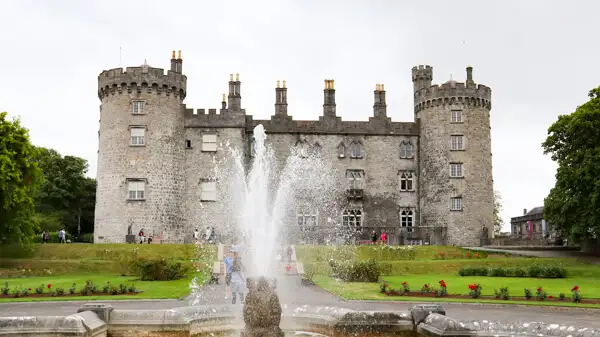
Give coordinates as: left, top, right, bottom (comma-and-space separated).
0, 291, 141, 299
383, 291, 600, 304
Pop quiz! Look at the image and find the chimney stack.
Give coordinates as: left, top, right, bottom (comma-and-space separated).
275, 80, 288, 115
323, 79, 336, 117
170, 50, 177, 72
228, 74, 242, 111
466, 66, 474, 86
523, 208, 527, 215
373, 83, 387, 118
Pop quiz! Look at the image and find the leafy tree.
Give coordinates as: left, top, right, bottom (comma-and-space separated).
33, 147, 96, 236
542, 87, 600, 241
493, 190, 504, 235
0, 112, 43, 244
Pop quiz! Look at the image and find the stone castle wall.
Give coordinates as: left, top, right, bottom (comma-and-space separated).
94, 57, 494, 246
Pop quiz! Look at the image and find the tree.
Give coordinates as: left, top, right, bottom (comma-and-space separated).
542, 87, 600, 241
33, 147, 96, 236
493, 190, 504, 235
0, 112, 43, 244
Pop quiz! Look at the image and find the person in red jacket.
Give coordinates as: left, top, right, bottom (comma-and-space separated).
380, 231, 387, 244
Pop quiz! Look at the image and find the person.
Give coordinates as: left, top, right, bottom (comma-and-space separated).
380, 231, 387, 244
138, 229, 145, 244
42, 230, 49, 243
58, 229, 67, 244
230, 252, 245, 304
193, 228, 199, 242
224, 251, 233, 299
286, 245, 293, 262
371, 230, 377, 244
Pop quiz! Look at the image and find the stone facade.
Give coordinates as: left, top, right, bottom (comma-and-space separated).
94, 52, 494, 246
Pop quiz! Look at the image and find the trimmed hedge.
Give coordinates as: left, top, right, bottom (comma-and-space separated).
129, 258, 190, 281
458, 264, 568, 278
329, 259, 381, 282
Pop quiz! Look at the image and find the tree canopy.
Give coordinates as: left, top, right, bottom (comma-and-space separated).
0, 112, 43, 244
33, 146, 96, 236
542, 87, 600, 241
493, 190, 504, 235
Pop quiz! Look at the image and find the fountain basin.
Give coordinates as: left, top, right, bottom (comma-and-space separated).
1, 303, 598, 337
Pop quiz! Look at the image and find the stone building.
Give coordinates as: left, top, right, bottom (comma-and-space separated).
94, 51, 494, 246
509, 207, 555, 243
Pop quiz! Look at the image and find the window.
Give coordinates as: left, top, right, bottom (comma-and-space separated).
400, 141, 414, 159
200, 181, 217, 201
127, 180, 145, 200
342, 209, 363, 231
350, 141, 362, 158
202, 134, 217, 152
132, 101, 145, 114
400, 209, 414, 233
297, 209, 318, 232
450, 197, 463, 211
346, 170, 364, 189
450, 135, 464, 150
130, 127, 145, 146
450, 163, 463, 178
337, 143, 346, 158
451, 109, 462, 123
399, 171, 414, 191
185, 140, 192, 148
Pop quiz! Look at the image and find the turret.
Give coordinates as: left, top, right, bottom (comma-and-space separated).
414, 65, 494, 247
95, 51, 187, 243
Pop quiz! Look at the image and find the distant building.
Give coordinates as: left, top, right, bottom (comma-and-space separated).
510, 207, 555, 241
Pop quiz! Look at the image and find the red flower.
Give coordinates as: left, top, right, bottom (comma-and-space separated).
474, 253, 480, 257
537, 287, 542, 292
548, 295, 553, 299
572, 286, 579, 292
28, 288, 32, 291
424, 284, 429, 288
402, 281, 407, 285
385, 284, 389, 287
468, 284, 476, 290
47, 284, 52, 289
439, 280, 447, 288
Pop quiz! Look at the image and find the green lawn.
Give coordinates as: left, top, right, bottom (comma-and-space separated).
313, 275, 600, 308
0, 274, 198, 302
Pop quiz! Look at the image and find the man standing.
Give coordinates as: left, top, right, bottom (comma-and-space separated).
58, 229, 66, 244
224, 251, 233, 300
193, 229, 199, 242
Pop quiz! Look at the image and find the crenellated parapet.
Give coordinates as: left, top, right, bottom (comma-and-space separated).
184, 108, 246, 128
245, 116, 418, 135
413, 66, 492, 113
98, 64, 187, 100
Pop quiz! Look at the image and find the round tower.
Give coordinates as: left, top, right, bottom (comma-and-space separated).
95, 51, 187, 243
413, 65, 493, 247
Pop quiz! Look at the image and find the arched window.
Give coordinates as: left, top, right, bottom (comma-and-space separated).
399, 171, 414, 191
342, 209, 363, 231
337, 143, 346, 158
350, 141, 362, 158
400, 209, 414, 233
400, 141, 414, 159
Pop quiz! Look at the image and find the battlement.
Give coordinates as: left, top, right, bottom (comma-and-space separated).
184, 107, 246, 128
413, 66, 492, 112
412, 65, 433, 81
98, 65, 187, 100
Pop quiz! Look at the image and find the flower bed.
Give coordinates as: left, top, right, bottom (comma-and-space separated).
380, 282, 598, 304
0, 280, 140, 298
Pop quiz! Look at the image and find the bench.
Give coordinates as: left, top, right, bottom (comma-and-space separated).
208, 261, 221, 284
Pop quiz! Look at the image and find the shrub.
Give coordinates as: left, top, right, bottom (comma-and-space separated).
80, 280, 96, 296
55, 287, 65, 296
524, 288, 533, 299
35, 284, 44, 294
102, 282, 111, 293
69, 283, 76, 294
401, 281, 410, 294
468, 284, 482, 299
127, 284, 137, 293
357, 245, 416, 261
130, 258, 189, 281
329, 259, 381, 282
436, 280, 447, 297
559, 293, 566, 301
489, 267, 509, 277
379, 282, 389, 293
420, 284, 431, 294
458, 266, 488, 276
494, 287, 510, 300
1, 282, 9, 295
514, 267, 527, 277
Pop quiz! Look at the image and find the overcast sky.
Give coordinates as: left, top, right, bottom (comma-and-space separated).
1, 0, 599, 230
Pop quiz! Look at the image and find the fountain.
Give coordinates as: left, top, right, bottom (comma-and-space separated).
2, 125, 600, 336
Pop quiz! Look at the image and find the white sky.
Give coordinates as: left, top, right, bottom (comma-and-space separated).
1, 0, 599, 231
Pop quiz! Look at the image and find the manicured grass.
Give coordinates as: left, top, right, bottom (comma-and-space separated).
295, 245, 488, 262
0, 274, 199, 302
313, 275, 600, 308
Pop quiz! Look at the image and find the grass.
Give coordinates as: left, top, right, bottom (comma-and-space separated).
313, 275, 600, 308
0, 274, 197, 302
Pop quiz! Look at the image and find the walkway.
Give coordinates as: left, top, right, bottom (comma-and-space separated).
465, 247, 600, 264
2, 274, 600, 328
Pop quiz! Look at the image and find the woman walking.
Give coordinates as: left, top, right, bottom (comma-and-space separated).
230, 252, 246, 304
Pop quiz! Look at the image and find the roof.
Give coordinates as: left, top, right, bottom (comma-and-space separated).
525, 206, 544, 215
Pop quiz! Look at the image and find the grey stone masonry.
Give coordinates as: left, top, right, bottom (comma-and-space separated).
94, 52, 494, 246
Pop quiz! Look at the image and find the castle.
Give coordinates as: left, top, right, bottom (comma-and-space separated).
94, 51, 494, 246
